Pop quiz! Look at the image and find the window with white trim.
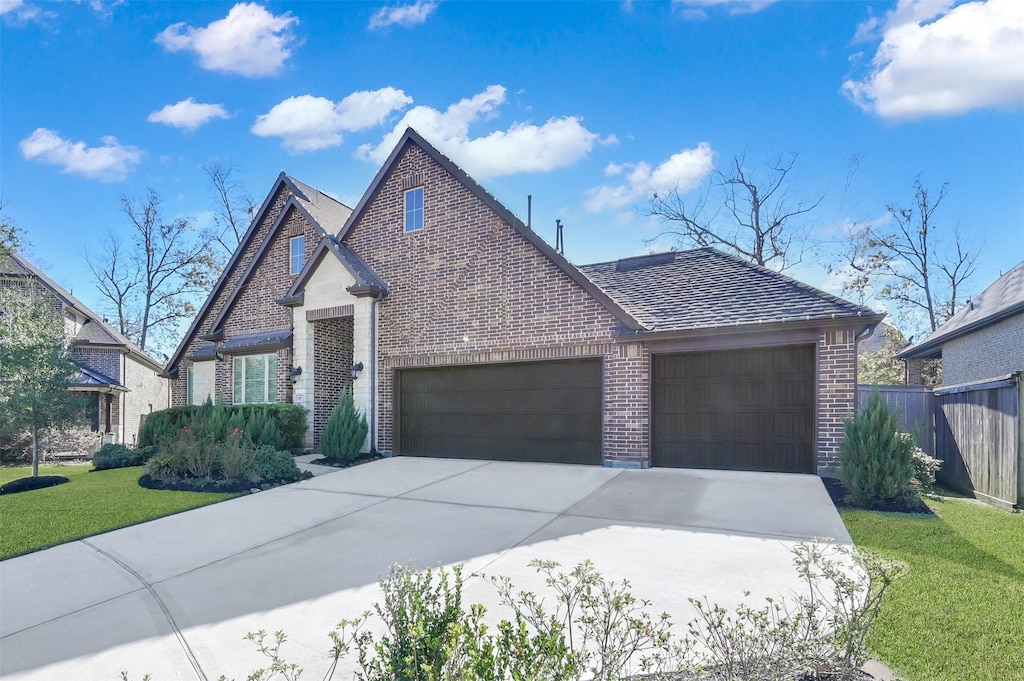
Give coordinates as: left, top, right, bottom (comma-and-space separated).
186, 366, 194, 405
232, 353, 278, 404
290, 236, 306, 275
404, 187, 424, 232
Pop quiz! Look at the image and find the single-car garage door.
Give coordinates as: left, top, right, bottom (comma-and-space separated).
395, 359, 602, 464
652, 345, 815, 473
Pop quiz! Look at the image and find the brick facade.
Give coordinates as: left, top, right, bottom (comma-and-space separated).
312, 316, 354, 444
343, 143, 648, 465
941, 313, 1024, 385
816, 328, 858, 474
71, 347, 121, 380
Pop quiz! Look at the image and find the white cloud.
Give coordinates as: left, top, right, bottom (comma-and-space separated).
252, 87, 413, 152
147, 98, 231, 130
672, 0, 778, 17
358, 85, 605, 178
19, 128, 142, 182
0, 0, 24, 14
843, 0, 1024, 119
156, 3, 298, 78
369, 0, 438, 30
583, 143, 715, 213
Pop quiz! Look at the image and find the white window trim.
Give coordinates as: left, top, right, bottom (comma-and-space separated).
186, 366, 194, 405
232, 353, 278, 404
289, 236, 305, 275
404, 187, 424, 232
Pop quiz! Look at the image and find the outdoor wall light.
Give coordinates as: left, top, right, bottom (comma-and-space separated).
350, 362, 364, 380
289, 366, 302, 377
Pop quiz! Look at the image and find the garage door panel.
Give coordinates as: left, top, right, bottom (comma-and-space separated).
653, 346, 815, 473
397, 359, 602, 465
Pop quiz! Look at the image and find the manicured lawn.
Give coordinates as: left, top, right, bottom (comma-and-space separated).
0, 464, 239, 560
843, 494, 1024, 681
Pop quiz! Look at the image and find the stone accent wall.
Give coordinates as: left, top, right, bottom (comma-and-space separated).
816, 327, 858, 474
170, 184, 319, 406
942, 313, 1024, 385
122, 355, 169, 446
72, 346, 121, 380
312, 317, 354, 445
343, 141, 647, 465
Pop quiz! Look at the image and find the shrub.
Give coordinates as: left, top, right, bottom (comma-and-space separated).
321, 389, 368, 463
218, 429, 257, 481
249, 446, 300, 483
909, 437, 942, 490
92, 443, 157, 471
839, 391, 916, 506
139, 403, 306, 451
146, 451, 185, 482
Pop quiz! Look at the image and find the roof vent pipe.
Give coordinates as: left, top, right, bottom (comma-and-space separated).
556, 219, 564, 255
527, 195, 532, 229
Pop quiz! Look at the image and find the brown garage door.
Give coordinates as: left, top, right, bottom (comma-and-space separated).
395, 359, 602, 464
652, 346, 815, 473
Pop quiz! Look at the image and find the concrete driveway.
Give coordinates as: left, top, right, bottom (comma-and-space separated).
0, 458, 850, 681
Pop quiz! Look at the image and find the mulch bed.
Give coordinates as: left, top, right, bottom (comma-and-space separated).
0, 475, 70, 495
309, 453, 384, 469
822, 476, 934, 515
138, 472, 312, 494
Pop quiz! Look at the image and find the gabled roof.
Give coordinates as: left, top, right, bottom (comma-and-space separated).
165, 173, 353, 371
1, 252, 164, 372
336, 127, 643, 331
898, 260, 1024, 360
579, 248, 882, 334
70, 365, 127, 391
281, 235, 388, 306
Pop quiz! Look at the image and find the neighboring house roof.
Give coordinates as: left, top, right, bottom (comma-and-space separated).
70, 365, 127, 392
579, 249, 882, 334
0, 252, 165, 372
165, 173, 353, 372
281, 235, 389, 305
898, 260, 1024, 360
337, 127, 643, 331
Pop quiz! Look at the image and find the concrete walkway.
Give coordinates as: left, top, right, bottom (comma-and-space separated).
0, 458, 850, 681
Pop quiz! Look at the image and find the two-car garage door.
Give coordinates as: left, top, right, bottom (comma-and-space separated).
652, 346, 816, 473
395, 359, 602, 465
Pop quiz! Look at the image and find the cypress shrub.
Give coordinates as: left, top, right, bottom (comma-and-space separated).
321, 389, 368, 463
139, 403, 307, 451
839, 391, 916, 505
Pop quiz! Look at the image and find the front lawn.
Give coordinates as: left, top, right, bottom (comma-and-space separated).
843, 494, 1024, 681
0, 464, 238, 560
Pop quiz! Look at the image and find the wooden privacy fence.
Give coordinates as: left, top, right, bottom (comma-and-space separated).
856, 385, 935, 456
857, 377, 1023, 510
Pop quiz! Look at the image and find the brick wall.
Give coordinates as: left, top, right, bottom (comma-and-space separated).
171, 184, 319, 406
817, 327, 858, 474
343, 141, 647, 465
942, 313, 1024, 385
71, 347, 121, 380
312, 316, 354, 444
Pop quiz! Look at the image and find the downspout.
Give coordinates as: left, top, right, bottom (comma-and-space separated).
854, 322, 877, 392
370, 291, 381, 454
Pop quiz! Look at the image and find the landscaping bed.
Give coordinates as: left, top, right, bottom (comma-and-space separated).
0, 474, 69, 495
822, 476, 933, 515
139, 470, 312, 493
309, 452, 383, 469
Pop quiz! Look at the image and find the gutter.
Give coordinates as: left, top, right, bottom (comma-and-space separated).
619, 312, 886, 342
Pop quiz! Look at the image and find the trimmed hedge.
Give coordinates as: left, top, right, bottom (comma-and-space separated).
92, 443, 157, 471
139, 402, 307, 452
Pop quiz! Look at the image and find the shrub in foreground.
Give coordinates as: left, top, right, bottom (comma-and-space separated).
92, 444, 157, 471
320, 389, 368, 463
839, 391, 916, 506
121, 541, 906, 681
138, 401, 307, 452
142, 427, 299, 488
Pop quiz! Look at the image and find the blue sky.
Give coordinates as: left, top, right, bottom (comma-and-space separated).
2, 0, 1022, 354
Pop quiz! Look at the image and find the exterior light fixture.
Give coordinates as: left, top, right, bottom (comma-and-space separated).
350, 362, 364, 380
289, 366, 302, 377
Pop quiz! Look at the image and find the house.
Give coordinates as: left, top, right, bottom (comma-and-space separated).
165, 128, 882, 476
0, 252, 169, 449
898, 262, 1024, 385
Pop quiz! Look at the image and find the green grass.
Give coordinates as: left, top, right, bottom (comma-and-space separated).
0, 464, 239, 560
843, 494, 1024, 681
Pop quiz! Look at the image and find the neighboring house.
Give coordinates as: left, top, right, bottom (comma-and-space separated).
898, 261, 1024, 385
165, 128, 882, 476
0, 253, 169, 449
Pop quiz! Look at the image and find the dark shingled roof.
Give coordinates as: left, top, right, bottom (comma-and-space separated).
217, 329, 293, 354
898, 260, 1024, 360
71, 366, 126, 391
579, 248, 878, 333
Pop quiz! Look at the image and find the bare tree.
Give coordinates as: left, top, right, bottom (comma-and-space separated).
0, 198, 21, 267
643, 152, 823, 271
205, 161, 257, 267
834, 177, 979, 335
87, 188, 216, 354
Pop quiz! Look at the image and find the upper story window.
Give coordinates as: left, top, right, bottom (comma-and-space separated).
232, 353, 278, 404
404, 187, 424, 232
290, 236, 305, 275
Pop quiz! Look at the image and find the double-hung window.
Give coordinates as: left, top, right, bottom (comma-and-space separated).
404, 187, 424, 232
290, 236, 306, 275
232, 353, 278, 404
